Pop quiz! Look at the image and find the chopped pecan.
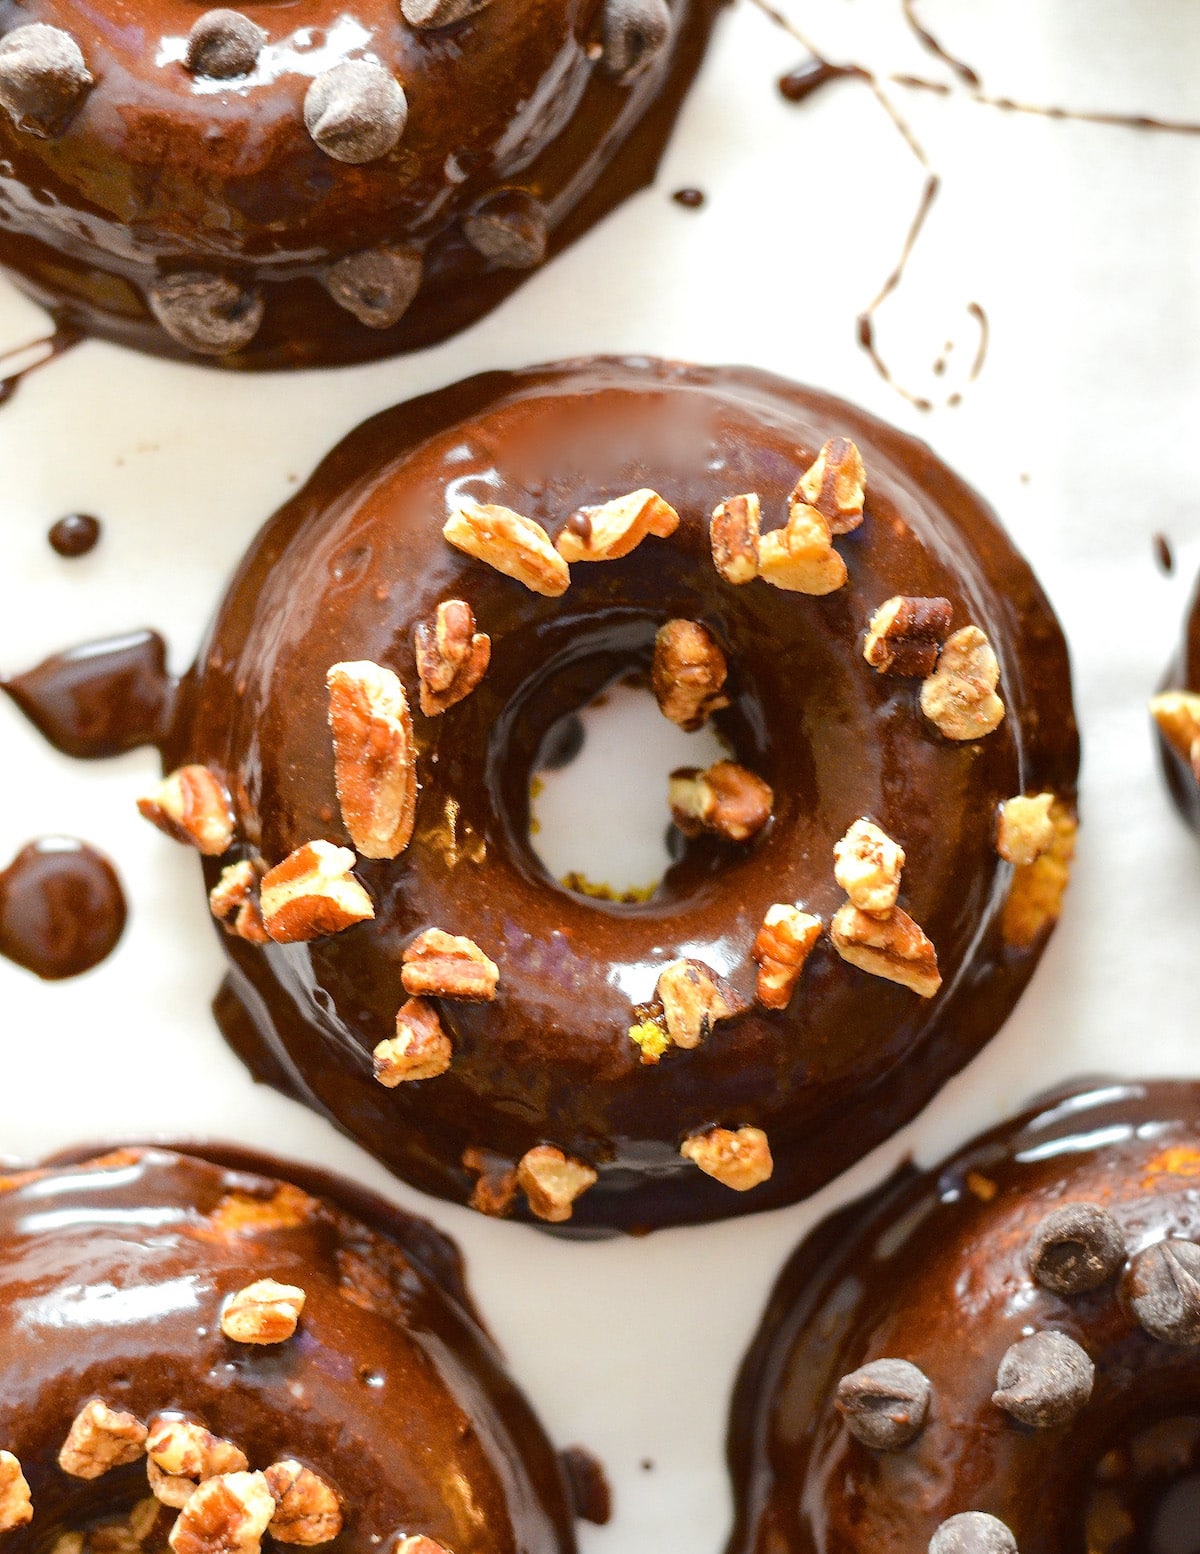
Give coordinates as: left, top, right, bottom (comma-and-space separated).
1002, 801, 1077, 950
863, 595, 953, 677
920, 625, 1005, 740
221, 1279, 305, 1344
710, 494, 760, 584
752, 905, 822, 1009
259, 842, 374, 943
555, 489, 679, 562
401, 928, 499, 1000
996, 793, 1056, 867
680, 1126, 773, 1191
146, 1417, 248, 1506
757, 503, 847, 595
264, 1462, 342, 1547
793, 437, 866, 533
462, 1146, 518, 1217
830, 904, 941, 998
652, 619, 729, 731
669, 761, 773, 843
1150, 690, 1200, 780
516, 1145, 598, 1224
0, 1452, 32, 1533
655, 959, 740, 1050
51, 1534, 83, 1554
209, 860, 268, 945
444, 500, 569, 597
169, 1472, 275, 1554
138, 765, 235, 856
393, 1541, 451, 1554
414, 600, 491, 716
373, 998, 452, 1086
627, 1015, 670, 1065
327, 660, 418, 859
59, 1400, 148, 1478
833, 818, 906, 913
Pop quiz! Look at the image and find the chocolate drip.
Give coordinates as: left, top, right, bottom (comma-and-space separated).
0, 836, 125, 979
0, 323, 80, 407
47, 512, 101, 557
3, 629, 175, 758
778, 59, 861, 104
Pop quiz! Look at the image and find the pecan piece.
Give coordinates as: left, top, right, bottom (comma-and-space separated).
169, 1472, 275, 1554
259, 841, 374, 943
401, 928, 498, 1000
655, 958, 741, 1050
757, 503, 847, 595
793, 437, 866, 533
833, 818, 906, 913
652, 619, 729, 731
996, 793, 1056, 867
462, 1146, 518, 1217
263, 1462, 342, 1547
373, 998, 452, 1086
863, 595, 953, 677
0, 1453, 31, 1533
209, 860, 268, 945
394, 1541, 451, 1554
327, 660, 417, 859
710, 494, 760, 584
920, 625, 1006, 740
627, 1014, 670, 1065
669, 761, 773, 843
147, 1418, 248, 1509
752, 905, 821, 1009
680, 1126, 773, 1191
59, 1400, 148, 1478
444, 500, 569, 597
221, 1279, 305, 1344
138, 765, 234, 855
414, 600, 491, 716
516, 1145, 597, 1223
1150, 690, 1200, 780
830, 904, 941, 998
1002, 801, 1077, 950
555, 489, 679, 562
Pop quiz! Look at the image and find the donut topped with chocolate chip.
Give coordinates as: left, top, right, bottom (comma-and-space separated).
148, 357, 1078, 1231
727, 1080, 1200, 1554
0, 0, 717, 366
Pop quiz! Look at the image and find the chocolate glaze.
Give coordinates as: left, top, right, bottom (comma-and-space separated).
0, 835, 126, 978
726, 1079, 1200, 1554
151, 356, 1078, 1233
0, 1145, 578, 1554
48, 513, 101, 558
1156, 580, 1200, 830
3, 629, 175, 759
0, 0, 719, 369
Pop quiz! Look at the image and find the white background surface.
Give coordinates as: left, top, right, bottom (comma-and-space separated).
1, 2, 1199, 1549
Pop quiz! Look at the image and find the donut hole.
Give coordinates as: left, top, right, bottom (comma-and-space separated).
1087, 1415, 1200, 1554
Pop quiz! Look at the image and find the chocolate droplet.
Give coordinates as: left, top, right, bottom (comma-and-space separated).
463, 190, 548, 269
0, 23, 93, 138
185, 10, 266, 79
835, 1358, 931, 1450
0, 836, 126, 980
929, 1512, 1018, 1554
48, 513, 101, 558
992, 1330, 1093, 1427
401, 0, 491, 28
1127, 1239, 1200, 1344
304, 60, 407, 164
1029, 1202, 1126, 1294
324, 245, 423, 328
601, 0, 672, 82
148, 272, 264, 356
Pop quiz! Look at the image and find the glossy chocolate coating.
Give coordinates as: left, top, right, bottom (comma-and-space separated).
159, 357, 1078, 1232
726, 1079, 1200, 1554
1157, 579, 1200, 829
0, 1145, 577, 1554
0, 0, 718, 368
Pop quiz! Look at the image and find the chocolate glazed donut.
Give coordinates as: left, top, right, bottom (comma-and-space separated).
0, 0, 717, 368
1150, 578, 1200, 831
0, 1146, 577, 1554
726, 1079, 1200, 1554
150, 357, 1078, 1234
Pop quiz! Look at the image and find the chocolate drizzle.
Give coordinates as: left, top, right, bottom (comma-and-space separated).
0, 323, 79, 408
0, 836, 126, 979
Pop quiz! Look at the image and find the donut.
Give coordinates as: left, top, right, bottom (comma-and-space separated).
0, 1144, 578, 1554
1150, 578, 1200, 830
726, 1079, 1200, 1554
144, 356, 1078, 1232
0, 0, 717, 367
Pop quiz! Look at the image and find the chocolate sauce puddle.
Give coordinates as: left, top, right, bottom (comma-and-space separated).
0, 836, 126, 979
0, 323, 81, 408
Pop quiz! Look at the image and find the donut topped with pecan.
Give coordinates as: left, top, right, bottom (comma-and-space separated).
1151, 576, 1200, 830
143, 356, 1078, 1231
0, 0, 716, 366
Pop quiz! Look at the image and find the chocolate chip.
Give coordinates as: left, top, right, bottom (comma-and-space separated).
601, 0, 672, 82
991, 1330, 1093, 1427
401, 0, 491, 27
1127, 1238, 1200, 1344
835, 1358, 931, 1450
929, 1512, 1018, 1554
0, 24, 92, 138
463, 190, 548, 269
185, 10, 266, 79
324, 245, 423, 328
304, 60, 407, 164
1029, 1202, 1126, 1295
147, 272, 264, 356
